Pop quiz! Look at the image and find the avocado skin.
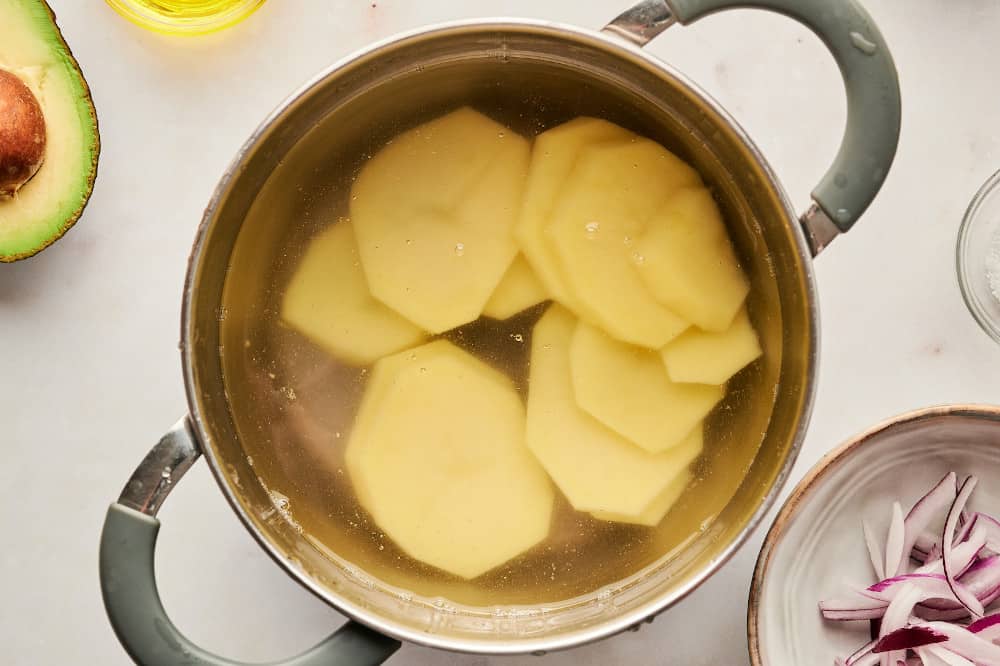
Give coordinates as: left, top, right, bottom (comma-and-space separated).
1, 0, 100, 263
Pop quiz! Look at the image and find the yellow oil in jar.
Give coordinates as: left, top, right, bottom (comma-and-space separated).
106, 0, 265, 35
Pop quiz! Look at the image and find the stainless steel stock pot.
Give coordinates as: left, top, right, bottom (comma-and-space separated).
99, 0, 900, 663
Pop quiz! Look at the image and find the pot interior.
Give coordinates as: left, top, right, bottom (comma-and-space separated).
185, 22, 814, 651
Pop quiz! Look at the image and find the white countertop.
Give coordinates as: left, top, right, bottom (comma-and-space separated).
3, 1, 1000, 664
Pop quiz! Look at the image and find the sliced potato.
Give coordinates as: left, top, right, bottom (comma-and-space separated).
547, 140, 700, 348
482, 254, 549, 319
634, 187, 749, 332
346, 340, 553, 579
569, 321, 724, 453
591, 469, 693, 526
660, 308, 762, 385
514, 117, 635, 305
281, 221, 425, 365
360, 107, 501, 206
525, 305, 703, 516
344, 352, 401, 512
343, 343, 470, 511
351, 108, 530, 333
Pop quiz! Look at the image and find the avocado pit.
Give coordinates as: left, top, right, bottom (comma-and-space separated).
0, 68, 46, 197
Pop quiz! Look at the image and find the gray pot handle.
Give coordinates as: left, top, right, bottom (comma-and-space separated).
99, 418, 401, 666
606, 0, 901, 253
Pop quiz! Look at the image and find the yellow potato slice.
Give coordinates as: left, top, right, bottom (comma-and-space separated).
281, 221, 425, 365
514, 117, 635, 305
350, 108, 530, 333
346, 340, 553, 579
660, 308, 762, 385
344, 339, 513, 514
569, 321, 724, 453
482, 254, 549, 320
525, 305, 703, 516
344, 355, 399, 512
591, 469, 693, 526
547, 140, 700, 348
634, 187, 750, 332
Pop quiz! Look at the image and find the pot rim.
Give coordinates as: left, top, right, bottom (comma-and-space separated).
181, 15, 819, 656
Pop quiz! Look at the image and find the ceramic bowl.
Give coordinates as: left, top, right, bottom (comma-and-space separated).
958, 170, 1000, 345
748, 404, 1000, 665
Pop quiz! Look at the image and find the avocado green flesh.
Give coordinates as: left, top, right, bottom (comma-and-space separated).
0, 0, 99, 262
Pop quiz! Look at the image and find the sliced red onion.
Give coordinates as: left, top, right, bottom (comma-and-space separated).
914, 535, 937, 560
863, 573, 975, 606
843, 556, 1000, 622
872, 625, 948, 652
953, 513, 980, 547
821, 606, 888, 621
917, 554, 1000, 620
885, 502, 906, 580
962, 553, 1000, 579
952, 538, 1000, 592
866, 518, 888, 580
942, 477, 984, 618
899, 473, 957, 575
845, 653, 880, 666
837, 639, 879, 666
967, 611, 1000, 641
868, 573, 946, 594
822, 559, 1000, 622
960, 506, 973, 528
958, 554, 1000, 601
971, 512, 1000, 554
823, 472, 1000, 666
915, 582, 1000, 621
921, 620, 1000, 661
916, 526, 987, 577
914, 645, 975, 666
877, 583, 924, 666
820, 594, 889, 621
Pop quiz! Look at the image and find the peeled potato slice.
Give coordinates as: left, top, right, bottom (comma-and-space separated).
525, 305, 703, 516
346, 340, 553, 579
661, 308, 762, 385
481, 254, 548, 320
547, 140, 700, 348
514, 117, 634, 305
281, 221, 425, 365
591, 469, 694, 526
634, 187, 750, 332
570, 321, 724, 454
350, 108, 529, 333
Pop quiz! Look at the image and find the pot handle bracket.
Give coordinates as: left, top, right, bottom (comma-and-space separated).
606, 0, 901, 255
99, 417, 401, 666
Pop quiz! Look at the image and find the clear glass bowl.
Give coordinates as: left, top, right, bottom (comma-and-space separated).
105, 0, 265, 36
957, 169, 1000, 344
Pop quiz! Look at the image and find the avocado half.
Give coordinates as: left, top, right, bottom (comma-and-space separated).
0, 0, 99, 262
